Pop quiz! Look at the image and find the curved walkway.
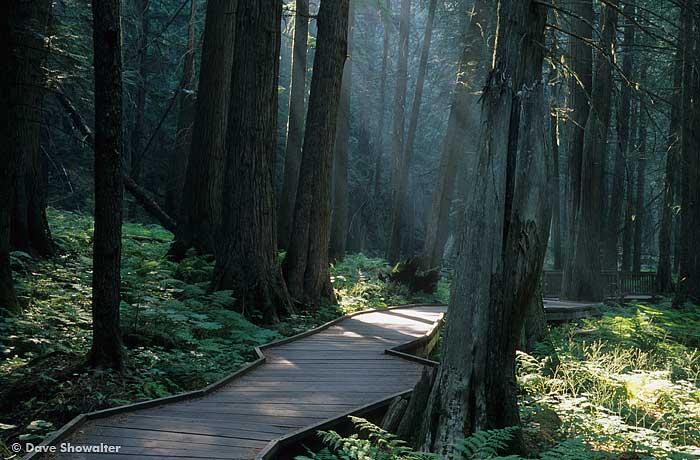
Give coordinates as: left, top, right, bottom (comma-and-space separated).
33, 305, 446, 460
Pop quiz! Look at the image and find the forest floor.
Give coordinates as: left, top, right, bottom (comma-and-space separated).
1, 210, 699, 460
0, 209, 447, 457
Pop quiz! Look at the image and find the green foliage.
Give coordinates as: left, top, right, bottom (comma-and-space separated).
517, 301, 700, 459
299, 419, 603, 460
330, 254, 447, 312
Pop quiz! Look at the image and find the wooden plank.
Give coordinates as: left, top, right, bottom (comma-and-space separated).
90, 423, 275, 443
115, 415, 289, 435
77, 431, 269, 449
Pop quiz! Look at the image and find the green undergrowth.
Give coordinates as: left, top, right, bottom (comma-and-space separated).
516, 300, 700, 459
302, 301, 700, 459
0, 209, 441, 451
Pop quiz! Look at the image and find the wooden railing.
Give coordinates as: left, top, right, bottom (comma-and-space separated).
543, 270, 657, 299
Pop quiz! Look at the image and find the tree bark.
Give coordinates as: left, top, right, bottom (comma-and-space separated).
284, 0, 349, 307
562, 0, 618, 301
386, 0, 410, 264
165, 0, 197, 220
550, 70, 563, 271
387, 0, 436, 265
621, 99, 638, 272
632, 68, 648, 273
408, 1, 549, 455
674, 0, 700, 304
604, 0, 636, 271
1, 0, 19, 315
329, 2, 355, 261
10, 0, 53, 258
128, 0, 148, 219
211, 0, 292, 322
562, 0, 593, 288
174, 0, 237, 255
419, 0, 491, 271
278, 0, 309, 251
656, 41, 683, 293
87, 0, 126, 370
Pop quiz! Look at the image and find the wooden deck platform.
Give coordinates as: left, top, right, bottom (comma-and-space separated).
28, 305, 447, 460
543, 299, 601, 322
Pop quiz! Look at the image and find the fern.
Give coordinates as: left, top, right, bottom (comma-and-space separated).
298, 419, 609, 460
451, 426, 521, 459
537, 439, 605, 460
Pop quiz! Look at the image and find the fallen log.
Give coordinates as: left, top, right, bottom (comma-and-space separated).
54, 90, 177, 233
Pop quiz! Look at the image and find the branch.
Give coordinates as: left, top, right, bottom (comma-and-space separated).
53, 89, 178, 233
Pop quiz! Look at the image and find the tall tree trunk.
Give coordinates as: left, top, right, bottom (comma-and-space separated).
368, 1, 391, 251
419, 0, 491, 271
211, 0, 292, 322
656, 40, 683, 292
330, 2, 355, 261
408, 1, 549, 454
621, 99, 638, 272
562, 0, 618, 300
165, 0, 197, 220
284, 0, 349, 307
632, 68, 648, 273
386, 0, 410, 264
604, 0, 636, 271
128, 0, 148, 219
550, 70, 563, 271
387, 0, 436, 265
1, 0, 19, 315
87, 0, 125, 370
675, 0, 700, 305
174, 0, 237, 256
562, 0, 593, 289
278, 0, 309, 250
10, 0, 53, 258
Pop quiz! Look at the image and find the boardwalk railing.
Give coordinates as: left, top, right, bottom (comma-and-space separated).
543, 270, 657, 299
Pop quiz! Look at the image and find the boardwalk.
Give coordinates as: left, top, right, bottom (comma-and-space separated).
34, 305, 447, 460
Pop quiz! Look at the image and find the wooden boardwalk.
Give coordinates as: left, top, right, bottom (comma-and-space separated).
32, 305, 447, 460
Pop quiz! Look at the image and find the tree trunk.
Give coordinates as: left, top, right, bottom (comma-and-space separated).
632, 68, 648, 273
562, 0, 593, 290
621, 100, 638, 272
656, 41, 683, 293
87, 0, 126, 370
419, 0, 491, 271
278, 0, 309, 250
165, 0, 197, 220
329, 2, 355, 261
387, 0, 436, 265
604, 0, 636, 271
284, 0, 349, 308
174, 0, 237, 256
210, 0, 292, 322
520, 282, 546, 353
386, 0, 410, 263
550, 74, 563, 271
128, 0, 148, 219
408, 1, 549, 455
1, 0, 19, 315
562, 1, 618, 301
675, 0, 700, 305
10, 0, 53, 258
